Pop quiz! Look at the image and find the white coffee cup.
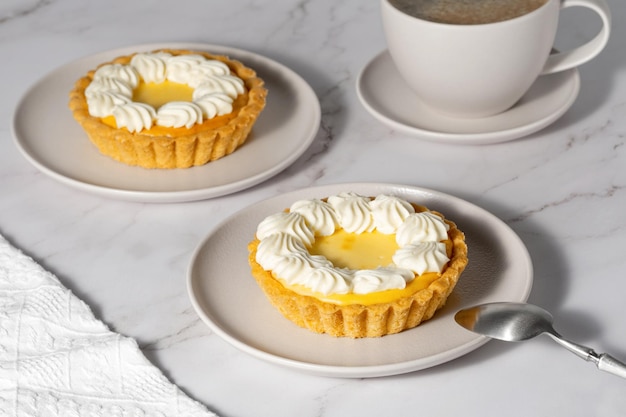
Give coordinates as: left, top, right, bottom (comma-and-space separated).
381, 0, 611, 118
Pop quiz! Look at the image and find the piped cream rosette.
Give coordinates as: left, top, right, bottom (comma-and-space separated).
69, 49, 267, 169
84, 52, 245, 132
248, 192, 469, 338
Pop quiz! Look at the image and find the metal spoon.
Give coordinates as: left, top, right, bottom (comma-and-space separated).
455, 302, 626, 378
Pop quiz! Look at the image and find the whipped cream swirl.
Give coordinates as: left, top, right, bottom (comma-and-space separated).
85, 52, 245, 132
255, 193, 451, 295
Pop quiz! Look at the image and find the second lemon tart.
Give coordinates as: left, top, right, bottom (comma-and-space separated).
69, 49, 267, 169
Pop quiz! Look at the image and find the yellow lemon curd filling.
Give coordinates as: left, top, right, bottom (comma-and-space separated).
310, 229, 399, 269
133, 80, 194, 108
278, 229, 449, 306
101, 80, 193, 128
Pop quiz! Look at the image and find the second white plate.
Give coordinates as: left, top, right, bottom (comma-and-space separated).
187, 183, 533, 378
12, 43, 320, 203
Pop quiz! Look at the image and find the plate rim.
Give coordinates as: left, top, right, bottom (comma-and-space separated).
356, 50, 580, 145
11, 42, 320, 203
186, 182, 534, 378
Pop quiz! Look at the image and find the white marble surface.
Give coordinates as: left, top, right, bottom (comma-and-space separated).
1, 0, 626, 415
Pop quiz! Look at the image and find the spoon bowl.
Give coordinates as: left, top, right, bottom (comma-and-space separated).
454, 302, 555, 342
455, 302, 626, 379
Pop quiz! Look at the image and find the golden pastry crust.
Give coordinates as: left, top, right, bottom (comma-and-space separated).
68, 49, 267, 169
248, 203, 468, 338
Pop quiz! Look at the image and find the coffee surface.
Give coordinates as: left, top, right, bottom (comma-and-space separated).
389, 0, 548, 25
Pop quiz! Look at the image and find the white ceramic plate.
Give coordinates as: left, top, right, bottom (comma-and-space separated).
11, 43, 320, 203
356, 50, 580, 145
187, 183, 533, 378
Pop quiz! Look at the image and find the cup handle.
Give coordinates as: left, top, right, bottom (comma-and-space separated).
541, 0, 611, 75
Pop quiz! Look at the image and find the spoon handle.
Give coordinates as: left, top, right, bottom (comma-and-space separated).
548, 333, 626, 378
597, 353, 626, 379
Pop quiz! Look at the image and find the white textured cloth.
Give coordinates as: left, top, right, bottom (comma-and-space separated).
0, 235, 217, 417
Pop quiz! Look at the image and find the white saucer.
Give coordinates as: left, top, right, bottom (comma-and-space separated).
11, 43, 320, 203
356, 50, 580, 145
187, 183, 533, 378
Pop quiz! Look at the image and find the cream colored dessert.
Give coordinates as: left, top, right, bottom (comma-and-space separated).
248, 193, 468, 338
69, 49, 267, 169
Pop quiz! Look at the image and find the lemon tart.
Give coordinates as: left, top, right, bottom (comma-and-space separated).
248, 193, 468, 338
69, 49, 267, 169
